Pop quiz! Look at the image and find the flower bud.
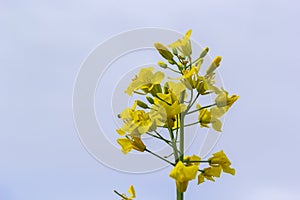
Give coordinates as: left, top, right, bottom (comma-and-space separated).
164, 82, 169, 94
136, 100, 149, 109
199, 47, 209, 58
146, 96, 154, 104
206, 56, 222, 74
168, 59, 176, 65
157, 61, 167, 69
172, 48, 178, 55
131, 137, 146, 152
154, 42, 174, 61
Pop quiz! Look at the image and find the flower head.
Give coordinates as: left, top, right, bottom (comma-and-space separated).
151, 91, 186, 127
117, 101, 154, 136
197, 104, 223, 132
169, 161, 198, 192
117, 136, 146, 154
181, 66, 200, 89
115, 185, 136, 200
125, 67, 165, 96
184, 155, 201, 166
208, 150, 235, 175
198, 166, 222, 184
169, 30, 192, 57
215, 88, 239, 108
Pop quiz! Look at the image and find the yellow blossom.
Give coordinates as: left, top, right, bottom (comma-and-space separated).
125, 67, 165, 96
208, 150, 235, 175
151, 91, 186, 127
181, 66, 200, 89
184, 155, 201, 166
169, 30, 192, 57
215, 88, 239, 108
118, 185, 136, 200
117, 101, 154, 136
197, 104, 223, 132
169, 161, 198, 192
117, 136, 146, 154
197, 166, 222, 184
195, 76, 209, 95
166, 81, 186, 102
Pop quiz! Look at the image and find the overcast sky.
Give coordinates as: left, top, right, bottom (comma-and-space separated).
1, 0, 300, 199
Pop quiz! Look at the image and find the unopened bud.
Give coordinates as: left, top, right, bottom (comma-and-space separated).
172, 48, 178, 55
206, 56, 222, 74
199, 47, 209, 58
136, 100, 149, 109
168, 59, 175, 65
154, 42, 174, 61
158, 61, 167, 69
146, 96, 154, 104
213, 56, 222, 66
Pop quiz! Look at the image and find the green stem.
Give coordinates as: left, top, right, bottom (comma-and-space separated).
175, 115, 179, 141
186, 92, 200, 113
184, 121, 200, 127
188, 56, 192, 68
176, 113, 186, 200
167, 66, 181, 74
145, 149, 175, 166
187, 89, 194, 108
188, 57, 202, 68
186, 103, 216, 115
114, 190, 127, 199
177, 190, 183, 200
179, 113, 185, 161
184, 160, 210, 163
172, 58, 183, 74
146, 132, 172, 146
168, 128, 179, 162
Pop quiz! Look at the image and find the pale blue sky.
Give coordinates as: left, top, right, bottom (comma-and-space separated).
1, 0, 300, 199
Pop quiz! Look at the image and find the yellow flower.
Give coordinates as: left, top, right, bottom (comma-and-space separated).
181, 66, 200, 89
169, 30, 192, 57
195, 76, 209, 95
169, 161, 198, 192
151, 91, 186, 127
197, 104, 223, 132
125, 67, 165, 96
117, 101, 154, 136
184, 155, 201, 166
120, 185, 136, 200
215, 88, 239, 108
166, 81, 186, 102
197, 166, 222, 184
208, 150, 235, 175
198, 151, 235, 185
117, 136, 146, 154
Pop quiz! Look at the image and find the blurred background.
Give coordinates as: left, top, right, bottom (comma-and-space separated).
1, 0, 300, 199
